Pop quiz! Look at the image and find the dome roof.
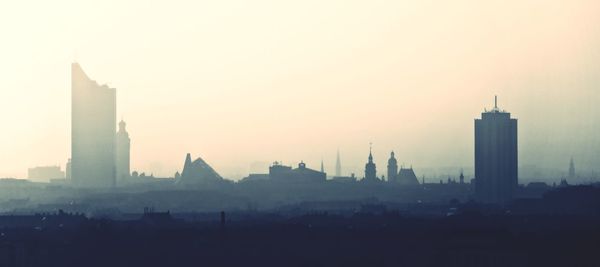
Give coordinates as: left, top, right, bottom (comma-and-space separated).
388, 151, 397, 164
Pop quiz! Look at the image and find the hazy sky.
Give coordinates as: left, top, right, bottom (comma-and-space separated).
1, 0, 599, 180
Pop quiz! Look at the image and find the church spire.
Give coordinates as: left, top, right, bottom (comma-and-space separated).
364, 143, 377, 181
368, 142, 373, 163
320, 159, 325, 173
335, 149, 341, 177
569, 157, 575, 178
182, 153, 192, 178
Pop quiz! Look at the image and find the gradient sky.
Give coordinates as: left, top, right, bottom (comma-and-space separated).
1, 0, 599, 180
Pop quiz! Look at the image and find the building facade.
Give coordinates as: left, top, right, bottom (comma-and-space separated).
474, 97, 518, 204
71, 63, 116, 188
269, 161, 326, 183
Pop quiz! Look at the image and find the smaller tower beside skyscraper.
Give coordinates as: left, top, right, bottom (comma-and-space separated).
66, 158, 72, 180
116, 119, 131, 184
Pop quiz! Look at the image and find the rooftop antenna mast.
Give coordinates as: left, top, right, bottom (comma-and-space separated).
495, 95, 498, 109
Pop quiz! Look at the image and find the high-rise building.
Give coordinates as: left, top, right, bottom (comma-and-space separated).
387, 151, 398, 183
475, 96, 518, 204
335, 149, 342, 177
116, 120, 131, 184
71, 63, 116, 188
364, 145, 377, 181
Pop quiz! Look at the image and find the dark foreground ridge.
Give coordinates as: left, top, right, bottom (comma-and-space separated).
0, 202, 599, 267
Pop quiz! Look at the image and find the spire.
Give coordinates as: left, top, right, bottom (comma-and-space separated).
569, 157, 575, 178
364, 143, 377, 180
335, 149, 341, 177
183, 153, 192, 174
320, 159, 325, 173
570, 157, 574, 166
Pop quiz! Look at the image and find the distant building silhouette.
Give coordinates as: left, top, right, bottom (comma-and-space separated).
363, 145, 379, 182
240, 173, 270, 182
116, 120, 131, 184
177, 153, 223, 184
71, 63, 116, 188
387, 151, 398, 183
335, 149, 342, 177
385, 151, 419, 186
28, 166, 64, 182
330, 173, 357, 183
475, 96, 518, 204
320, 160, 325, 173
568, 157, 575, 179
397, 167, 419, 185
269, 161, 326, 182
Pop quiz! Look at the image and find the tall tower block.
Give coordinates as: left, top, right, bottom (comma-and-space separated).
71, 63, 116, 188
474, 96, 518, 204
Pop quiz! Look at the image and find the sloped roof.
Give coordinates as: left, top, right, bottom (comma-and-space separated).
397, 168, 419, 185
178, 153, 223, 184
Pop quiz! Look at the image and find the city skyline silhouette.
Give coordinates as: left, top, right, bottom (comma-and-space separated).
2, 1, 600, 180
1, 2, 600, 266
2, 61, 597, 184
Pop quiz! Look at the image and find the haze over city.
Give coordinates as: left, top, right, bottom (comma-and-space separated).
4, 1, 600, 266
2, 0, 600, 180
